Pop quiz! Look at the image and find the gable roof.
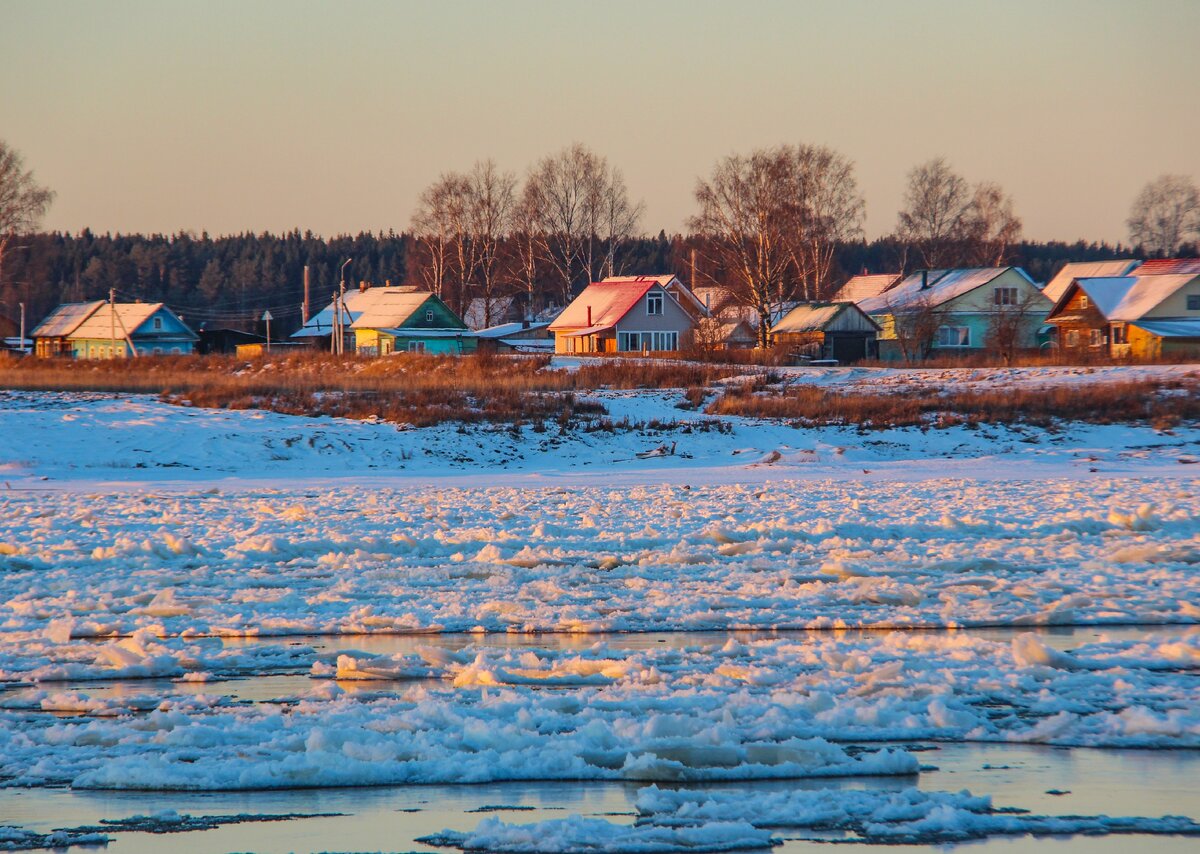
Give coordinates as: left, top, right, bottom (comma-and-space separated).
550, 280, 665, 331
350, 290, 441, 330
30, 301, 105, 338
475, 321, 551, 339
1128, 318, 1200, 338
600, 274, 708, 316
832, 273, 901, 304
1052, 274, 1198, 322
72, 303, 196, 340
859, 267, 1034, 314
292, 285, 425, 337
1042, 260, 1141, 303
773, 301, 880, 334
1134, 258, 1200, 276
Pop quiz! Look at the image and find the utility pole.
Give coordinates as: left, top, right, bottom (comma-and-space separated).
302, 265, 310, 324
18, 302, 24, 354
337, 258, 351, 355
330, 290, 339, 354
109, 288, 116, 359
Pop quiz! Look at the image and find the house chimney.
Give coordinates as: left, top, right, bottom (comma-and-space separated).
522, 317, 530, 329
385, 279, 392, 287
920, 270, 929, 290
586, 305, 592, 327
359, 280, 368, 293
302, 265, 311, 324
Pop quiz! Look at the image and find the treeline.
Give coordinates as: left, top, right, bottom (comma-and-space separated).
0, 229, 1131, 335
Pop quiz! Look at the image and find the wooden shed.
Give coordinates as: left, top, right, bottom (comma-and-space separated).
771, 302, 879, 363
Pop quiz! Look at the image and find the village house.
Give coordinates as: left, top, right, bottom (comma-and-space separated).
290, 284, 475, 355
1046, 269, 1200, 358
858, 267, 1050, 360
549, 275, 707, 355
473, 320, 555, 354
771, 302, 880, 363
31, 300, 198, 358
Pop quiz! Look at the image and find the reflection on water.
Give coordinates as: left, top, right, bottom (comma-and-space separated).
0, 743, 1196, 853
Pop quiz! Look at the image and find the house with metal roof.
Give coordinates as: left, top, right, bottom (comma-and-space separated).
1046, 272, 1200, 358
1042, 260, 1142, 304
549, 276, 703, 355
31, 300, 197, 358
474, 320, 554, 354
858, 267, 1051, 360
771, 302, 880, 363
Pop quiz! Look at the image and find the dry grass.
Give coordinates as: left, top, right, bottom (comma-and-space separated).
707, 377, 1200, 430
0, 352, 739, 427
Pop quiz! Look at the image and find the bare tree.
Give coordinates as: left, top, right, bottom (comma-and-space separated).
963, 182, 1022, 267
896, 157, 972, 269
410, 175, 457, 300
782, 144, 866, 300
690, 148, 794, 348
464, 160, 517, 328
525, 144, 642, 304
985, 288, 1041, 366
0, 141, 55, 289
1127, 174, 1200, 256
509, 183, 547, 315
884, 290, 951, 364
897, 158, 1023, 270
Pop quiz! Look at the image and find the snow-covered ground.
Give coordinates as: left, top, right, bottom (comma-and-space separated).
0, 386, 1197, 851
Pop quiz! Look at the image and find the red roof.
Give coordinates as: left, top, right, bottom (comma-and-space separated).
549, 280, 659, 331
1135, 258, 1200, 276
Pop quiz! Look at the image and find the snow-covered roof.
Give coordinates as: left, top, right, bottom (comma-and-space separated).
71, 303, 195, 340
30, 301, 105, 338
1060, 274, 1198, 322
1134, 258, 1200, 276
550, 280, 663, 332
772, 302, 879, 334
292, 286, 424, 338
351, 290, 440, 330
1042, 260, 1141, 303
1128, 318, 1200, 338
832, 273, 901, 304
475, 321, 551, 339
859, 268, 1033, 314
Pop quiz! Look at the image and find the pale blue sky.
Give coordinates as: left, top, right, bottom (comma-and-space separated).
2, 0, 1197, 242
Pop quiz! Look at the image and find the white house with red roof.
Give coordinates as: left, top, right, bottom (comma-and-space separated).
548, 275, 706, 355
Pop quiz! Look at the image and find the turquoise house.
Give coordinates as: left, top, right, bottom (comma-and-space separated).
858, 267, 1051, 360
32, 300, 198, 358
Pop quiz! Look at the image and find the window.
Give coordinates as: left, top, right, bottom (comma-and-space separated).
993, 287, 1019, 306
1111, 323, 1127, 345
1079, 295, 1089, 310
408, 341, 426, 353
153, 347, 163, 355
1187, 294, 1200, 311
646, 292, 664, 316
153, 316, 163, 330
1088, 329, 1103, 348
934, 326, 970, 347
618, 331, 678, 352
1065, 330, 1079, 348
425, 309, 434, 322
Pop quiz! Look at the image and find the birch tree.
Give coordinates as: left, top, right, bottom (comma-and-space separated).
0, 141, 55, 289
464, 160, 517, 328
1127, 174, 1200, 256
896, 157, 972, 269
782, 144, 865, 300
962, 182, 1022, 267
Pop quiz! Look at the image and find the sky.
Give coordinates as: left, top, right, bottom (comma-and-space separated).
2, 0, 1198, 244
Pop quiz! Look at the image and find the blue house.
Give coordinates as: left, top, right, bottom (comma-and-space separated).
32, 301, 198, 358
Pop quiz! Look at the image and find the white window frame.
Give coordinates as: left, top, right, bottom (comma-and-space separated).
1079, 295, 1090, 310
619, 330, 678, 352
1088, 328, 1103, 348
646, 292, 664, 316
934, 325, 971, 348
1065, 329, 1079, 348
425, 309, 434, 322
408, 341, 426, 353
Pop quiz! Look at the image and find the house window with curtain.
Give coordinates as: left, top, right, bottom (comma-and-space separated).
935, 326, 970, 347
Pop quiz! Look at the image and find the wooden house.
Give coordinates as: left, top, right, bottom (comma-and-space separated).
859, 267, 1050, 360
771, 302, 880, 363
1042, 260, 1141, 304
1046, 271, 1200, 358
32, 300, 197, 358
290, 285, 476, 355
474, 320, 554, 354
549, 275, 705, 355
